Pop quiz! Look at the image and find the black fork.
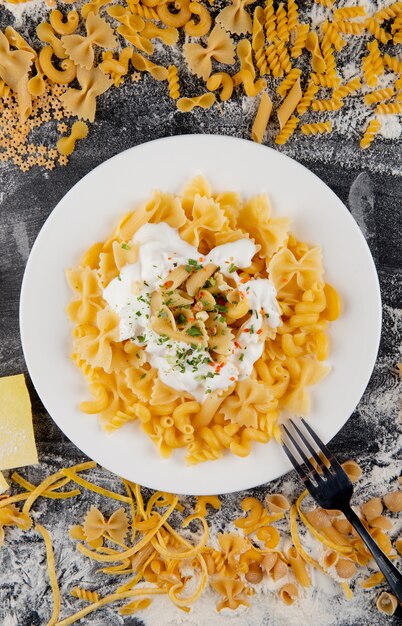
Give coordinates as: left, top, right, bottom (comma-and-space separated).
281, 417, 402, 603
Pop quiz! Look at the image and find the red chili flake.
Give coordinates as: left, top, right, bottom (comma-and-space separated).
199, 257, 204, 262
167, 256, 172, 260
164, 280, 173, 288
257, 329, 263, 335
208, 361, 214, 366
282, 278, 288, 283
260, 308, 264, 315
240, 276, 250, 284
229, 376, 235, 381
234, 341, 240, 348
243, 328, 250, 333
225, 260, 229, 264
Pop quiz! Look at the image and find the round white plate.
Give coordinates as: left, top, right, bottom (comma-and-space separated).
20, 135, 381, 495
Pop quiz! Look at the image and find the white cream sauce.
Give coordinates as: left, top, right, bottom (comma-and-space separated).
103, 223, 281, 401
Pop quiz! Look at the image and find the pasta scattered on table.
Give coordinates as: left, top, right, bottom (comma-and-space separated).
0, 459, 399, 622
1, 0, 402, 170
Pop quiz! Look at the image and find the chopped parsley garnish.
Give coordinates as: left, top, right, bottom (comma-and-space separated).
177, 313, 187, 325
117, 275, 122, 282
185, 258, 203, 272
137, 295, 150, 304
137, 335, 146, 343
157, 335, 170, 345
144, 281, 149, 287
215, 304, 227, 313
140, 373, 146, 379
249, 325, 255, 334
228, 263, 238, 273
265, 313, 270, 318
239, 353, 245, 362
121, 243, 130, 250
186, 326, 202, 337
135, 311, 141, 317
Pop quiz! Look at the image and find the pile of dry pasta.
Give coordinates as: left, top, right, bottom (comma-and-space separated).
0, 0, 402, 171
0, 460, 401, 623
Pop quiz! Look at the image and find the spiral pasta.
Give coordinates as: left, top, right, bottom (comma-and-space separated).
167, 65, 180, 100
333, 6, 366, 20
362, 40, 383, 88
287, 0, 298, 32
291, 23, 309, 58
360, 119, 380, 149
365, 18, 392, 44
71, 587, 101, 603
334, 21, 364, 35
332, 77, 361, 100
374, 1, 402, 23
275, 115, 299, 144
310, 73, 340, 88
296, 80, 319, 115
276, 68, 301, 97
276, 3, 289, 42
364, 88, 395, 105
301, 121, 332, 135
375, 102, 402, 115
264, 0, 276, 44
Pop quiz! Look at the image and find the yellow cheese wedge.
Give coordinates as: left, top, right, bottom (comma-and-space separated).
0, 472, 9, 494
0, 374, 38, 470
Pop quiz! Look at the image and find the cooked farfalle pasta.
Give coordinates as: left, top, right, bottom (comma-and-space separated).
183, 24, 235, 80
360, 119, 380, 149
68, 178, 340, 462
300, 121, 332, 135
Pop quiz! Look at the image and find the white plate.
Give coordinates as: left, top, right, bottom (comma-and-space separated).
20, 135, 381, 495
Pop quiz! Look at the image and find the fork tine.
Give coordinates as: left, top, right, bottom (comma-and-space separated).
300, 417, 342, 471
282, 424, 321, 482
281, 437, 316, 491
289, 418, 333, 478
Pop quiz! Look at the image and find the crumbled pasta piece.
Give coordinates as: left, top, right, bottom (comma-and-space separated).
301, 121, 332, 135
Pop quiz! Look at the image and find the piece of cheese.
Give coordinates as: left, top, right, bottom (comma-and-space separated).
0, 472, 9, 494
0, 374, 38, 470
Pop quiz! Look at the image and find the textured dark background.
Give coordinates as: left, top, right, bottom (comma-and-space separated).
1, 2, 402, 624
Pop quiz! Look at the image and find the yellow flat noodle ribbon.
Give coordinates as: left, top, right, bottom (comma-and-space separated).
36, 525, 61, 626
151, 515, 208, 559
296, 492, 353, 555
121, 478, 137, 543
23, 462, 96, 515
61, 469, 131, 503
55, 588, 166, 626
12, 473, 80, 499
78, 498, 178, 562
133, 482, 147, 518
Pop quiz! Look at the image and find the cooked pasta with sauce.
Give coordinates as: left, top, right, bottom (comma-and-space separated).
66, 177, 340, 462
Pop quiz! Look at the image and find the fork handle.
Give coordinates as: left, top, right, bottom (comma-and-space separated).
342, 506, 402, 603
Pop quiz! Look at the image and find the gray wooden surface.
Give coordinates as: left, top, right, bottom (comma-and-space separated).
1, 3, 402, 624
